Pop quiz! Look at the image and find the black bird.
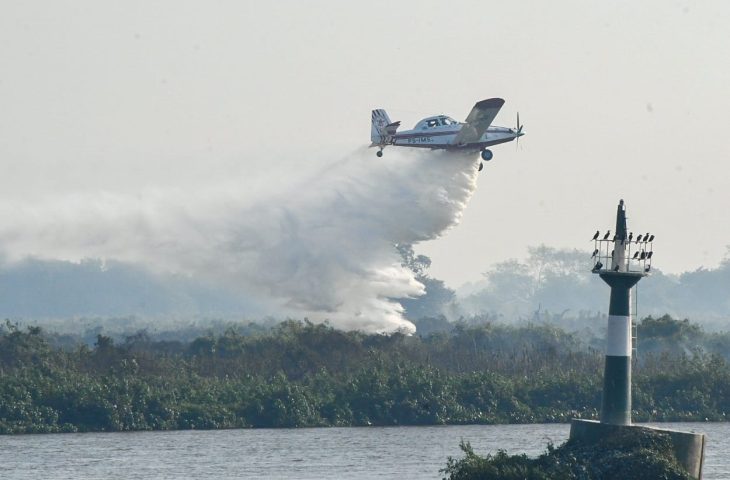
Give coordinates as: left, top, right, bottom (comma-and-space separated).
592, 261, 603, 271
636, 234, 643, 243
591, 249, 599, 258
591, 230, 600, 241
645, 265, 651, 272
613, 265, 620, 271
644, 233, 650, 242
603, 230, 611, 240
639, 251, 647, 260
648, 234, 655, 242
612, 234, 617, 242
632, 251, 640, 259
628, 232, 634, 243
647, 251, 653, 259
610, 250, 614, 258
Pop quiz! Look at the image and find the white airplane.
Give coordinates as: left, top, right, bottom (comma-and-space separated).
370, 98, 524, 170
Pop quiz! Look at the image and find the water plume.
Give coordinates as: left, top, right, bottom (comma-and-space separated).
0, 148, 479, 332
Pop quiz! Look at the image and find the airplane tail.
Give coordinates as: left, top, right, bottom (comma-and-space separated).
371, 109, 400, 145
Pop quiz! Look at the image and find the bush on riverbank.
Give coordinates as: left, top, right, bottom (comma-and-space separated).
0, 317, 729, 433
442, 428, 692, 480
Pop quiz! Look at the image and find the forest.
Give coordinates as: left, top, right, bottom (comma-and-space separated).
2, 245, 729, 332
1, 315, 728, 434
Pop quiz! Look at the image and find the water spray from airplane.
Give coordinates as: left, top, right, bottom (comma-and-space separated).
0, 147, 480, 332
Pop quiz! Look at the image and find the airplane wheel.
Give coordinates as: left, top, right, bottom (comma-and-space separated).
478, 162, 484, 172
481, 149, 493, 161
376, 150, 383, 158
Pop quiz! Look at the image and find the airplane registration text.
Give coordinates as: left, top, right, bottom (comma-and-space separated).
407, 137, 434, 144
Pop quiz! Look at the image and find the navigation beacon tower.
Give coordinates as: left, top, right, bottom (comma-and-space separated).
591, 199, 652, 425
571, 199, 705, 479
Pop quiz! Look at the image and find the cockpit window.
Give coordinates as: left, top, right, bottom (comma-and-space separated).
421, 117, 458, 129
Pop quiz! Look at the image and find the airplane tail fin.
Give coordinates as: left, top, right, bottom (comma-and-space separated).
371, 109, 400, 145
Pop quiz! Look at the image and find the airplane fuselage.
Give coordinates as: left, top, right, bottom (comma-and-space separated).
391, 123, 520, 152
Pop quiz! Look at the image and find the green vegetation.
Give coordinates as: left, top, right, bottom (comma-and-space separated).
0, 316, 729, 434
442, 428, 692, 480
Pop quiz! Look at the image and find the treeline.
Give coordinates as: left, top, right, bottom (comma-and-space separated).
2, 245, 729, 332
456, 245, 730, 329
0, 316, 729, 434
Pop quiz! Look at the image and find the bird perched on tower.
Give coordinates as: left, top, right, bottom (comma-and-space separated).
592, 230, 600, 241
603, 230, 611, 240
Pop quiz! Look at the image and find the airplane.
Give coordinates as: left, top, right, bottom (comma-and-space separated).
370, 98, 524, 171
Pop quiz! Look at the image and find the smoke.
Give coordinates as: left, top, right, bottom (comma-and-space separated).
0, 148, 479, 332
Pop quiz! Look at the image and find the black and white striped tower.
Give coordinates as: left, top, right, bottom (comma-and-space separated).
573, 213, 704, 478
592, 199, 648, 425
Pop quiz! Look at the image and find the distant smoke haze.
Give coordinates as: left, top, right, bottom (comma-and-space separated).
0, 148, 479, 332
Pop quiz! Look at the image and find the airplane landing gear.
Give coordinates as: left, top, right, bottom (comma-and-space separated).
376, 150, 383, 158
480, 149, 493, 161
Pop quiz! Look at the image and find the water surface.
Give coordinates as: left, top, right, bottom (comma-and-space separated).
1, 423, 725, 479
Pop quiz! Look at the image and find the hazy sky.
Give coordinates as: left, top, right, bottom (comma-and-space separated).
1, 0, 729, 288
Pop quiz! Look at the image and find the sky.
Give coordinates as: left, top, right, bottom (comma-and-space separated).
1, 0, 729, 291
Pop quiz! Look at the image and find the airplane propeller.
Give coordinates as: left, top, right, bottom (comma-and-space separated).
515, 112, 524, 149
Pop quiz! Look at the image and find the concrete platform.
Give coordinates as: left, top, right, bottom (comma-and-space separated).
569, 419, 706, 479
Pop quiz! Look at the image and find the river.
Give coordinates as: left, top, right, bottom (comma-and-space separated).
1, 423, 726, 479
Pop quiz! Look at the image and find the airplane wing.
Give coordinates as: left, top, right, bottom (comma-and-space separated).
453, 98, 505, 145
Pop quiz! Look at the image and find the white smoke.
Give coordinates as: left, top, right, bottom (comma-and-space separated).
0, 148, 479, 332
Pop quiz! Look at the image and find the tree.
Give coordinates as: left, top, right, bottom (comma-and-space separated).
396, 244, 456, 321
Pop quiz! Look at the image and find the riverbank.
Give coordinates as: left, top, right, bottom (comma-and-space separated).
1, 319, 729, 434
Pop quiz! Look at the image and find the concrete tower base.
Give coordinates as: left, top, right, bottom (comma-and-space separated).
569, 419, 706, 479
